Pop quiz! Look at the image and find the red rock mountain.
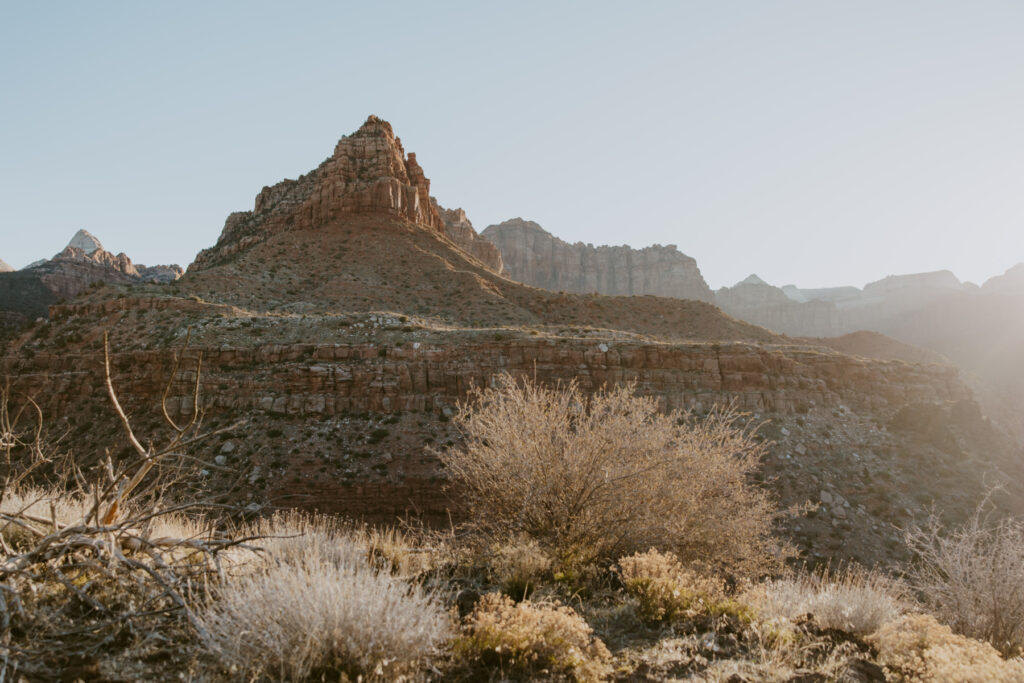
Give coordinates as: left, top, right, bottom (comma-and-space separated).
191, 116, 442, 270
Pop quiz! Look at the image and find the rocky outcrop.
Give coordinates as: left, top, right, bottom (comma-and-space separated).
191, 116, 443, 270
137, 264, 185, 283
433, 201, 503, 273
481, 219, 714, 302
0, 260, 12, 273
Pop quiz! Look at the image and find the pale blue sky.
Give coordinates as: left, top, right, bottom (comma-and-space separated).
2, 1, 1022, 288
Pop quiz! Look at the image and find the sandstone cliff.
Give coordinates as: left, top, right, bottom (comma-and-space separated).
190, 115, 443, 270
432, 200, 503, 273
481, 218, 714, 302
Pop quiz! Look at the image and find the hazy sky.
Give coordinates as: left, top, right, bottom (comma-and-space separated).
3, 2, 1023, 289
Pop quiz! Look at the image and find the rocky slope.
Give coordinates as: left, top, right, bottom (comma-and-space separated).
0, 259, 13, 273
4, 115, 1020, 570
433, 201, 503, 273
482, 218, 715, 302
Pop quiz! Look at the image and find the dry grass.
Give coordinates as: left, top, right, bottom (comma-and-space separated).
486, 535, 553, 600
868, 613, 1024, 682
442, 375, 784, 574
197, 514, 450, 681
750, 565, 908, 636
455, 592, 613, 682
903, 506, 1024, 656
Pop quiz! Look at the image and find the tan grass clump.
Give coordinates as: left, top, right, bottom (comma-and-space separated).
868, 613, 1024, 682
751, 566, 907, 636
617, 549, 748, 623
442, 375, 783, 574
456, 592, 613, 681
904, 506, 1024, 656
487, 535, 553, 600
197, 520, 450, 681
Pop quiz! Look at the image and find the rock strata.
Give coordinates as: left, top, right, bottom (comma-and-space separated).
482, 218, 714, 302
191, 115, 443, 269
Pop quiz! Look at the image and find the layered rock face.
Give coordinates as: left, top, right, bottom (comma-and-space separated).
433, 201, 503, 273
482, 218, 714, 302
191, 116, 443, 269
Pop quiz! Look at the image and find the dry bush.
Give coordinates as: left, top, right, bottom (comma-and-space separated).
0, 334, 246, 679
455, 592, 612, 681
868, 613, 1024, 682
751, 565, 907, 636
442, 375, 783, 574
617, 549, 748, 623
197, 526, 450, 682
904, 505, 1024, 656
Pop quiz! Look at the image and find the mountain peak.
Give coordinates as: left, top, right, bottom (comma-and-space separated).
739, 273, 769, 286
66, 229, 104, 255
191, 116, 442, 270
0, 259, 12, 273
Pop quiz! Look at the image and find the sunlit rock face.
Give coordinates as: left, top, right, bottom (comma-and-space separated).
481, 218, 714, 302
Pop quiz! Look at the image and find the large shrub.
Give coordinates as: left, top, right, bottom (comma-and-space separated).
442, 375, 784, 574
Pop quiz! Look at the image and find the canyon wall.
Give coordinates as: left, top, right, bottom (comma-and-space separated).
482, 218, 714, 302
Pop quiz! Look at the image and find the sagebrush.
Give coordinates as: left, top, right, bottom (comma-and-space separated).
442, 375, 785, 573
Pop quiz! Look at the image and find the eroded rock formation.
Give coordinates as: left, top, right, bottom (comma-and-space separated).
482, 218, 714, 302
191, 115, 443, 269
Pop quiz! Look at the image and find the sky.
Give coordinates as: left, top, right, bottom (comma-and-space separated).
2, 2, 1023, 289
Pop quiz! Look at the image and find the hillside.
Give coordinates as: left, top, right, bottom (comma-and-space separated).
3, 115, 1021, 573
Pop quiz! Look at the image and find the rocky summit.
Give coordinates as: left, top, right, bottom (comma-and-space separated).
3, 115, 1022, 572
190, 115, 443, 270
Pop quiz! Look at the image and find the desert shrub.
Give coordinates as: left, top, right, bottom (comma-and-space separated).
752, 566, 907, 636
868, 613, 1024, 682
198, 516, 450, 681
903, 506, 1024, 656
455, 592, 613, 681
442, 375, 783, 574
617, 549, 749, 623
